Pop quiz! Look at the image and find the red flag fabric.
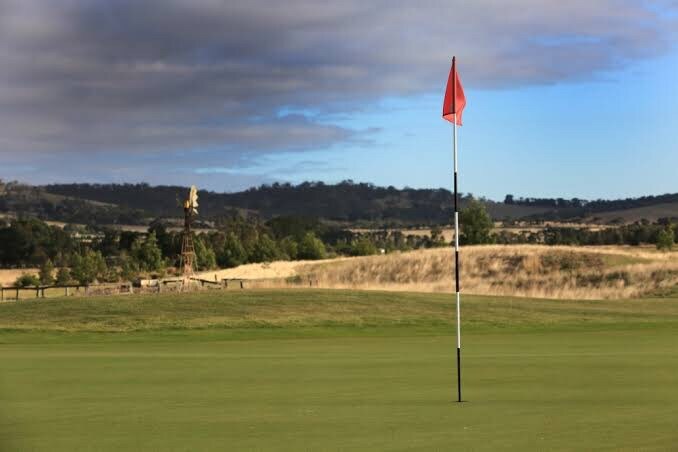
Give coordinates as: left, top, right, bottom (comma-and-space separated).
442, 57, 466, 125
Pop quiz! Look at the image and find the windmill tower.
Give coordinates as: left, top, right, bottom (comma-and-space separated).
179, 185, 199, 281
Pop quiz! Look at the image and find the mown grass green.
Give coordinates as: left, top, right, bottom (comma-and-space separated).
1, 289, 677, 451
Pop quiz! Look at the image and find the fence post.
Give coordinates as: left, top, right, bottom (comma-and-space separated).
240, 280, 244, 289
16, 288, 19, 300
1, 288, 3, 301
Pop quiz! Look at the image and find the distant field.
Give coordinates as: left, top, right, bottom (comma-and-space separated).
199, 245, 678, 300
1, 290, 677, 451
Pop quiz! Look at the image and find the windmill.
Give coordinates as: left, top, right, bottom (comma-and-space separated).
179, 185, 199, 281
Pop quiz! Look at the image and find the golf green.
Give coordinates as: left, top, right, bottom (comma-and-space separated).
1, 290, 677, 451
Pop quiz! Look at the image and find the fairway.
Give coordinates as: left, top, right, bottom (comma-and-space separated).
1, 290, 678, 451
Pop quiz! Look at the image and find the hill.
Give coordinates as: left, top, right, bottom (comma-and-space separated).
42, 181, 678, 225
2, 179, 676, 226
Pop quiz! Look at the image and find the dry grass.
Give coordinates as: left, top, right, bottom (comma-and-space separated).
0, 269, 39, 287
298, 245, 678, 300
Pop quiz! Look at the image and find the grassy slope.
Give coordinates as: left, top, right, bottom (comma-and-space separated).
1, 290, 678, 451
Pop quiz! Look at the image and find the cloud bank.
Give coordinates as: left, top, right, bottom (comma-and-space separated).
0, 0, 675, 187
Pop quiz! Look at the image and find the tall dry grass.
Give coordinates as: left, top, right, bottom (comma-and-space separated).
298, 245, 678, 299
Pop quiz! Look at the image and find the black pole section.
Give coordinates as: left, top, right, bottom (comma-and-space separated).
453, 152, 462, 403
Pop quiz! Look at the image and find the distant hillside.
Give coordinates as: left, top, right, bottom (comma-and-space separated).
42, 181, 552, 225
1, 179, 676, 226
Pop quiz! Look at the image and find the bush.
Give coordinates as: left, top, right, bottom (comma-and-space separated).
249, 234, 281, 263
39, 259, 55, 285
219, 233, 248, 268
460, 200, 494, 245
657, 226, 674, 251
351, 238, 378, 256
131, 232, 165, 272
70, 250, 107, 285
55, 267, 72, 285
279, 236, 298, 260
297, 232, 326, 260
14, 273, 40, 288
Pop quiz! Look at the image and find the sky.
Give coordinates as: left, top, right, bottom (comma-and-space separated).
0, 0, 677, 200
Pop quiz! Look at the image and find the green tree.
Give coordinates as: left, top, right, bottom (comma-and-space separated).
351, 237, 378, 256
460, 200, 494, 245
39, 259, 55, 285
219, 233, 248, 268
131, 232, 164, 272
14, 273, 40, 288
70, 250, 107, 285
657, 225, 674, 251
249, 234, 281, 263
194, 236, 217, 270
55, 267, 72, 285
119, 254, 140, 281
279, 236, 298, 260
297, 232, 327, 260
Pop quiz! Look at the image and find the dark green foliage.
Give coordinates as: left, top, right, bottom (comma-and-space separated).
14, 273, 40, 288
55, 267, 72, 285
460, 200, 494, 245
70, 250, 107, 285
278, 236, 299, 260
194, 236, 217, 270
249, 234, 281, 263
130, 232, 164, 272
0, 218, 77, 267
39, 259, 55, 285
218, 233, 248, 268
350, 238, 378, 256
657, 225, 674, 251
119, 255, 140, 282
297, 232, 327, 260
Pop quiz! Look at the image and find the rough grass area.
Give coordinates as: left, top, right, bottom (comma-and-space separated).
1, 290, 678, 451
2, 289, 678, 333
301, 245, 678, 299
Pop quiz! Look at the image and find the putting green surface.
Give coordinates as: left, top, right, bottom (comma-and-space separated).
1, 290, 677, 451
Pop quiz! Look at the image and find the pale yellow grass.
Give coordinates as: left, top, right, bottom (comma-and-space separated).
0, 269, 39, 286
299, 245, 678, 299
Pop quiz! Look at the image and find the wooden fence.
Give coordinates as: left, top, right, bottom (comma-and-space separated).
0, 275, 319, 302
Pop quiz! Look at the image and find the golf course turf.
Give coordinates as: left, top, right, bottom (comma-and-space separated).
1, 289, 677, 451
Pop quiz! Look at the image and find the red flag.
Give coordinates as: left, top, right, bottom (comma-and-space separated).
442, 57, 466, 125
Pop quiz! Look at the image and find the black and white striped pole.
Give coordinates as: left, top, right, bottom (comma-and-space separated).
453, 112, 462, 403
442, 56, 466, 403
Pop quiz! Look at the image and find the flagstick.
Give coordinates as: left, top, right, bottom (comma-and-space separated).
453, 112, 462, 403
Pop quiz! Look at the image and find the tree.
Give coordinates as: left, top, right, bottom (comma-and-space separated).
297, 232, 326, 260
55, 267, 72, 285
131, 232, 164, 272
278, 236, 298, 260
70, 250, 107, 285
219, 233, 248, 268
14, 273, 40, 288
249, 234, 281, 263
657, 225, 674, 251
194, 236, 217, 270
119, 254, 140, 281
460, 200, 494, 245
39, 259, 55, 285
351, 237, 378, 256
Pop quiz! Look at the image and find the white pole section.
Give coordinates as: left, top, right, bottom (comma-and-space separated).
453, 112, 462, 402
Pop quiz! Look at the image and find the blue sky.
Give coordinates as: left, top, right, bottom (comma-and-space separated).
252, 52, 678, 201
0, 1, 676, 200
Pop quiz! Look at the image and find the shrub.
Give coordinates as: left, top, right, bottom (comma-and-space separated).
657, 226, 674, 251
460, 200, 494, 245
14, 273, 40, 288
39, 259, 55, 285
55, 267, 72, 285
297, 232, 326, 260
